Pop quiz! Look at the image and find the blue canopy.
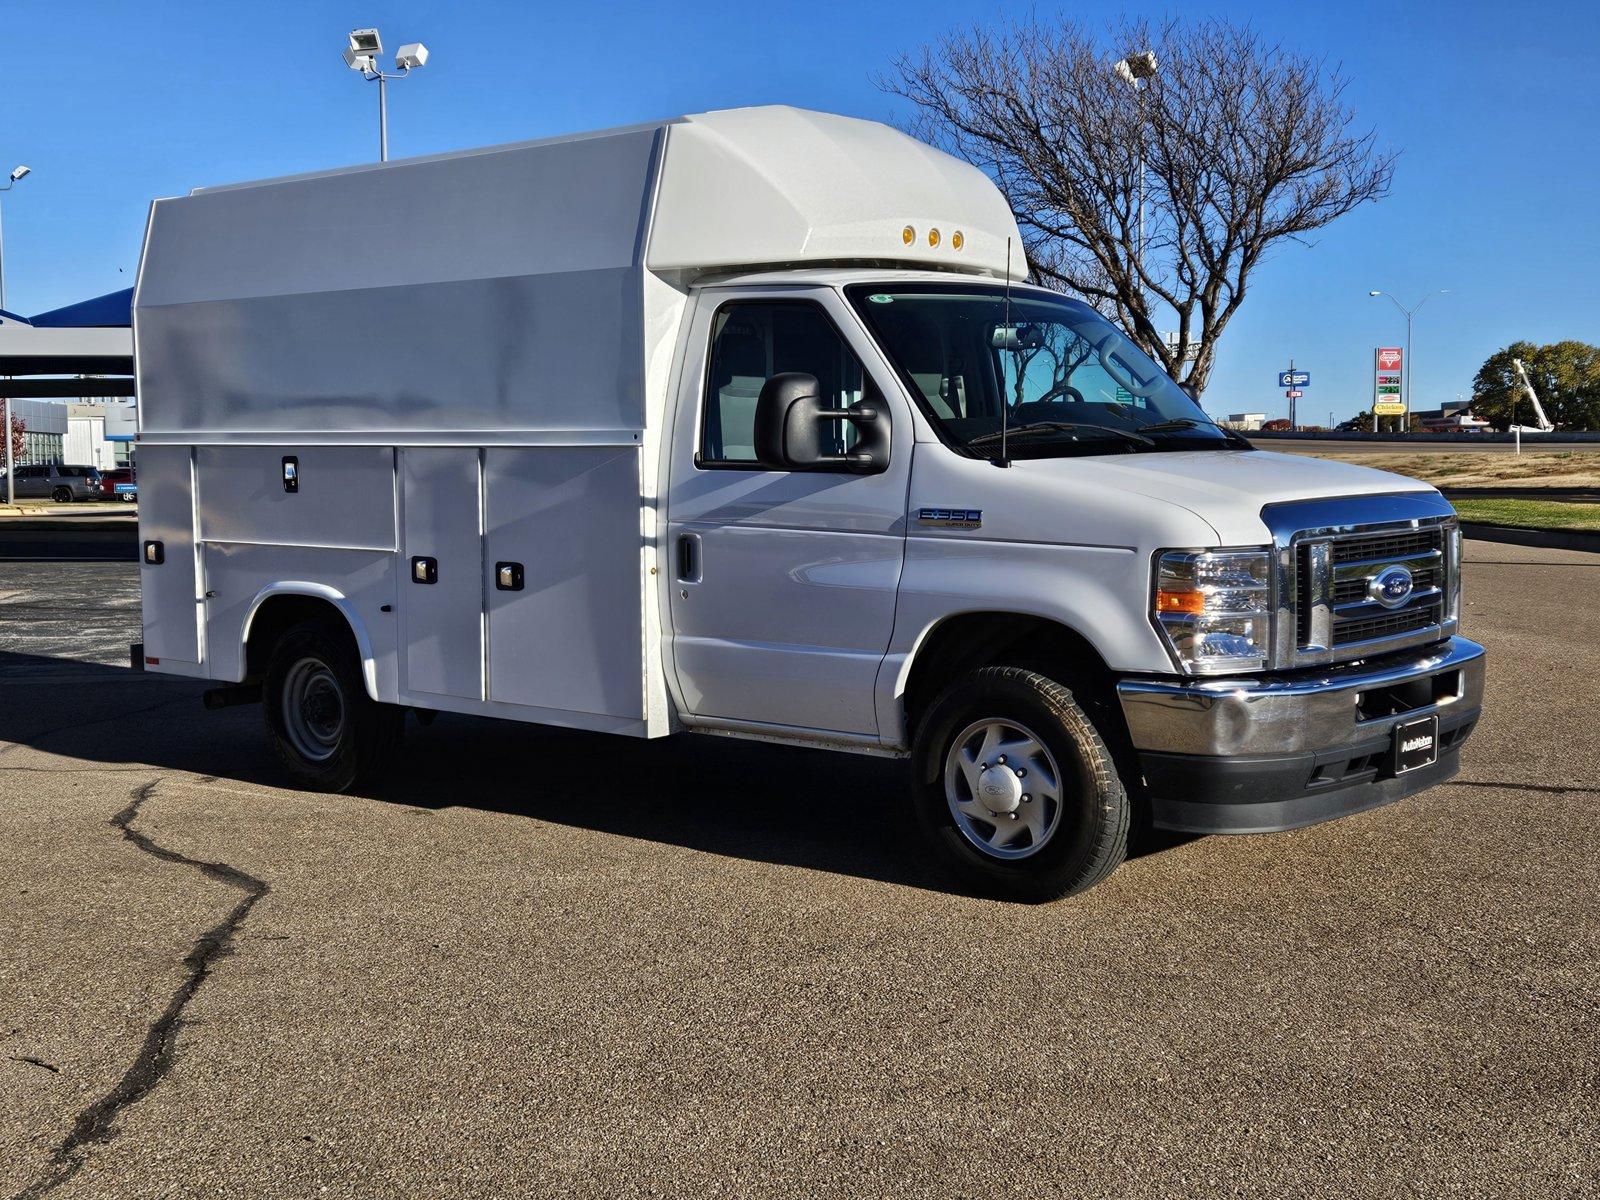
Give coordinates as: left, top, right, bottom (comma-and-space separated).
28, 287, 133, 328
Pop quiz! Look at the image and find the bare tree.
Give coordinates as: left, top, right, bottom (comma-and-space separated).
885, 16, 1396, 393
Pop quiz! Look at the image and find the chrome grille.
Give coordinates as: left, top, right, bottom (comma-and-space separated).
1265, 493, 1461, 669
1329, 529, 1437, 564
1335, 603, 1440, 646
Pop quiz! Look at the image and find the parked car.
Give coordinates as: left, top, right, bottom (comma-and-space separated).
95, 468, 138, 501
5, 464, 103, 502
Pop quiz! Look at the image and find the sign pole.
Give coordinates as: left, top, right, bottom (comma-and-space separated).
1289, 358, 1296, 431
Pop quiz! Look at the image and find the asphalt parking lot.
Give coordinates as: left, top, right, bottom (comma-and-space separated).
1, 543, 1597, 1198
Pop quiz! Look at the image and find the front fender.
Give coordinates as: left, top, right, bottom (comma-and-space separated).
874, 538, 1173, 747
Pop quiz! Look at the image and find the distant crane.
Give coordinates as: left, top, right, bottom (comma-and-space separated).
1509, 358, 1554, 453
1510, 359, 1555, 431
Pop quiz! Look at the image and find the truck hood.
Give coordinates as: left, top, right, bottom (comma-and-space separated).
1017, 449, 1438, 543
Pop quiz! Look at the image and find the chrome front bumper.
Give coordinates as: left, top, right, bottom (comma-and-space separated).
1116, 637, 1485, 833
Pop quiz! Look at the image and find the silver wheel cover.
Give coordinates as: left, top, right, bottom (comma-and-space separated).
943, 717, 1065, 860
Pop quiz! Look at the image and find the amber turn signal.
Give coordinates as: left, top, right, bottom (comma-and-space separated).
1156, 589, 1206, 615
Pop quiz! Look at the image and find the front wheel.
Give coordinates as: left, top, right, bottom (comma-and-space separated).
262, 620, 402, 791
51, 486, 72, 503
910, 666, 1129, 902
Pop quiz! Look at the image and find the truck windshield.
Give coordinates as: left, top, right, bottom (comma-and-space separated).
846, 283, 1242, 459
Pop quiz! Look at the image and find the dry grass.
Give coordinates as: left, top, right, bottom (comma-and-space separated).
1303, 451, 1600, 489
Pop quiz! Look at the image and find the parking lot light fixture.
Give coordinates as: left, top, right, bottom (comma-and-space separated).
1, 163, 31, 505
343, 28, 430, 163
0, 164, 32, 312
1113, 51, 1160, 300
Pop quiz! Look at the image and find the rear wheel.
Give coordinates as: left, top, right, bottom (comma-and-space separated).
263, 620, 401, 791
910, 666, 1129, 902
51, 486, 72, 503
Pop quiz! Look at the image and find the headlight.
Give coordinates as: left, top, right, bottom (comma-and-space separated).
1153, 548, 1272, 674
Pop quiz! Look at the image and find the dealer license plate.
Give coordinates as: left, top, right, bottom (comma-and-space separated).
1393, 715, 1440, 775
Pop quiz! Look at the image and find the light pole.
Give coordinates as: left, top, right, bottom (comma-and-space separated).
343, 29, 430, 163
1, 164, 30, 507
0, 164, 32, 312
1114, 51, 1160, 294
1368, 288, 1449, 429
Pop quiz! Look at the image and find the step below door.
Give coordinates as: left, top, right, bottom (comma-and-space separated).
400, 448, 483, 700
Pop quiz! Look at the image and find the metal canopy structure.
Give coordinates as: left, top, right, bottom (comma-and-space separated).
0, 287, 134, 397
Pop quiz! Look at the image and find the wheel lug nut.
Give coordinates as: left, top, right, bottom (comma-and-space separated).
997, 755, 1006, 764
1022, 794, 1031, 803
1015, 768, 1025, 778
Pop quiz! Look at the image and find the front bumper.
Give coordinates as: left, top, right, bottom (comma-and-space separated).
1116, 636, 1485, 834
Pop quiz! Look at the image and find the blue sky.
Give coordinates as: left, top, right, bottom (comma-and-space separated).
2, 0, 1595, 422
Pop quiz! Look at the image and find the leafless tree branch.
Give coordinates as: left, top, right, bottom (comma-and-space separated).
882, 16, 1396, 393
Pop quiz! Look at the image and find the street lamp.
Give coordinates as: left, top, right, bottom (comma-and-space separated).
1369, 288, 1449, 428
343, 28, 430, 162
1113, 50, 1159, 287
1, 164, 30, 506
0, 165, 32, 312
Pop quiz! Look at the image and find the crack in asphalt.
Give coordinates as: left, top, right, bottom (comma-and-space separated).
1455, 779, 1600, 795
10, 779, 270, 1200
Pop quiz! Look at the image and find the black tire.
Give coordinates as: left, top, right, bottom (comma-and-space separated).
51, 486, 72, 503
262, 619, 402, 792
910, 666, 1129, 902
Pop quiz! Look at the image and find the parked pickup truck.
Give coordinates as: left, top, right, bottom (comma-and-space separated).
133, 107, 1483, 900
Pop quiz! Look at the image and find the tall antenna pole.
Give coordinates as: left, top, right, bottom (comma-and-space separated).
997, 237, 1013, 469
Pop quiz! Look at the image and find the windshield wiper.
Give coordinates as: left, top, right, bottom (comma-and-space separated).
1135, 418, 1202, 433
1134, 417, 1255, 449
966, 421, 1154, 451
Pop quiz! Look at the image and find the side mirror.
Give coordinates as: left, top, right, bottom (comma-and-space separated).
753, 372, 890, 473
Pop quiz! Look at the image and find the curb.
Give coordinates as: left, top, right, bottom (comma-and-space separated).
1461, 523, 1600, 553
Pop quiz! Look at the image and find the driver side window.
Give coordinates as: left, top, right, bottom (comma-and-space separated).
699, 301, 867, 467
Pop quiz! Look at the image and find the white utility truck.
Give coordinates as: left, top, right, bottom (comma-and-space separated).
134, 107, 1484, 900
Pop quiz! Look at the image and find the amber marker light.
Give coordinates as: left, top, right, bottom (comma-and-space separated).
1156, 590, 1206, 615
928, 227, 941, 247
902, 225, 916, 245
951, 230, 964, 250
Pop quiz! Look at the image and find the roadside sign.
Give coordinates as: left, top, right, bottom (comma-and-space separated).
1373, 346, 1406, 415
1285, 389, 1303, 399
1278, 370, 1310, 388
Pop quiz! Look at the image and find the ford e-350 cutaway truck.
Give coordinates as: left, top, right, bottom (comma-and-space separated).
133, 106, 1484, 900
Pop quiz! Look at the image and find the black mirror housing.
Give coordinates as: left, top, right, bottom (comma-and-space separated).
753, 372, 889, 473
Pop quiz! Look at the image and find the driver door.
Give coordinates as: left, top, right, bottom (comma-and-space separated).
664, 287, 911, 737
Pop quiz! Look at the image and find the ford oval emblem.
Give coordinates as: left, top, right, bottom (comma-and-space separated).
1369, 565, 1415, 609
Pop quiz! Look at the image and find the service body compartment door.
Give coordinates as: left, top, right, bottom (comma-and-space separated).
484, 447, 643, 726
138, 444, 202, 666
400, 449, 483, 700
